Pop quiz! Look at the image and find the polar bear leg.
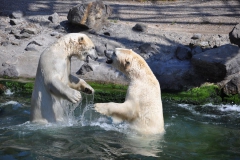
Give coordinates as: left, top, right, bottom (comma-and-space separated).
47, 77, 81, 103
94, 102, 138, 121
69, 77, 94, 94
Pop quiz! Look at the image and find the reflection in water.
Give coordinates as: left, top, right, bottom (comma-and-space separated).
0, 94, 240, 159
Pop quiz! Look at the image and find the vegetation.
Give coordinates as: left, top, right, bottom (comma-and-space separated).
1, 80, 240, 105
162, 83, 222, 105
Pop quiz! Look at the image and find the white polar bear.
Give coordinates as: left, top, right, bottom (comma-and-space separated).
94, 48, 164, 135
31, 33, 97, 123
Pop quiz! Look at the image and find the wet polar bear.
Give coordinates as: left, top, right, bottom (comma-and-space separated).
94, 48, 164, 135
31, 33, 97, 123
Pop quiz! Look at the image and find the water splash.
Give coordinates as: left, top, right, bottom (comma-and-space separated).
4, 89, 14, 96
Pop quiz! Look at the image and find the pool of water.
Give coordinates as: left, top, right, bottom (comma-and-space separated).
0, 91, 240, 160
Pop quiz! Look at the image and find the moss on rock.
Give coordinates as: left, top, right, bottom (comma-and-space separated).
162, 83, 222, 105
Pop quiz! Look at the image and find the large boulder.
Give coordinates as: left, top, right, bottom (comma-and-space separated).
191, 44, 240, 82
229, 23, 240, 47
175, 45, 192, 60
67, 0, 111, 31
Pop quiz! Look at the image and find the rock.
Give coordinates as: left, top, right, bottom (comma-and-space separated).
76, 63, 93, 75
50, 32, 59, 36
11, 10, 24, 19
0, 65, 18, 78
48, 12, 59, 24
11, 40, 19, 46
175, 45, 191, 60
191, 33, 202, 40
28, 16, 50, 26
1, 41, 9, 46
25, 44, 38, 51
103, 32, 110, 36
10, 28, 19, 35
229, 23, 240, 47
208, 35, 221, 48
67, 0, 112, 31
20, 28, 38, 35
191, 44, 240, 82
10, 19, 24, 25
199, 41, 209, 47
223, 75, 240, 95
191, 46, 202, 56
14, 32, 31, 39
132, 23, 147, 32
25, 41, 42, 51
139, 43, 159, 55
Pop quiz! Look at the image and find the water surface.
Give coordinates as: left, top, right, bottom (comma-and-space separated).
0, 91, 240, 159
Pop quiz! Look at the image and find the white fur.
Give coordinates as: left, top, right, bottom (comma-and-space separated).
31, 33, 96, 123
94, 48, 164, 135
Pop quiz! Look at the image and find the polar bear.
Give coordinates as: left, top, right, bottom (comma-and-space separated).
31, 33, 97, 123
94, 48, 164, 135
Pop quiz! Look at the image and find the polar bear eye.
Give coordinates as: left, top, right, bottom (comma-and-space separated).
126, 60, 130, 65
92, 47, 95, 49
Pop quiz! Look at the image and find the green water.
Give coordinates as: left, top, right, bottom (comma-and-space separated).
0, 86, 240, 159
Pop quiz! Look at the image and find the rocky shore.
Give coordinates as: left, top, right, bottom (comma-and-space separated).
0, 0, 240, 96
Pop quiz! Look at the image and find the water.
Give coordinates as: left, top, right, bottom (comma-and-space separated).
0, 91, 240, 159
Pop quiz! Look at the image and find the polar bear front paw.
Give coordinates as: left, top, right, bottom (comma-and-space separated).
83, 85, 94, 94
68, 90, 82, 103
94, 103, 109, 116
79, 80, 94, 94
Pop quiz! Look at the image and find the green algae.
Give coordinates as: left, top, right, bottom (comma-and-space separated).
162, 83, 222, 105
2, 80, 240, 105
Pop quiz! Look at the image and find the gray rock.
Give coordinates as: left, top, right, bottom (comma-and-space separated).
139, 43, 159, 55
25, 41, 42, 51
10, 28, 19, 35
76, 63, 93, 75
192, 44, 240, 82
50, 32, 59, 36
132, 23, 147, 32
208, 35, 221, 48
11, 40, 19, 46
223, 75, 240, 95
28, 16, 50, 26
14, 32, 31, 39
25, 44, 38, 51
199, 41, 209, 47
11, 10, 24, 19
67, 0, 112, 31
0, 65, 18, 78
229, 23, 240, 47
191, 33, 202, 40
10, 19, 24, 25
1, 41, 9, 46
48, 12, 59, 24
191, 46, 202, 55
20, 28, 38, 35
175, 45, 191, 60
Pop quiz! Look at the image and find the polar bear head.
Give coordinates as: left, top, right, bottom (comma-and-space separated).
64, 33, 98, 63
105, 48, 152, 79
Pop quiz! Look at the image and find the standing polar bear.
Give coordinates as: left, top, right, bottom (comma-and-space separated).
31, 33, 97, 123
94, 48, 164, 135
